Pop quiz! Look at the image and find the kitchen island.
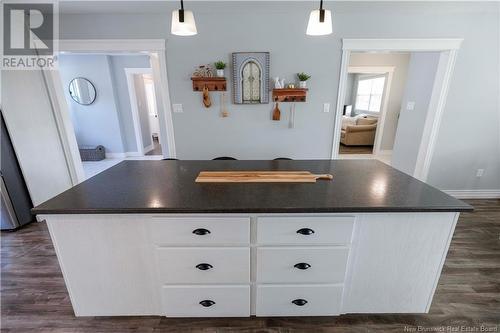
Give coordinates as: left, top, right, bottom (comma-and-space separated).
33, 160, 472, 317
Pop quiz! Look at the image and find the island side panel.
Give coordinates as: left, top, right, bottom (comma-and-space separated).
343, 212, 459, 313
44, 214, 160, 316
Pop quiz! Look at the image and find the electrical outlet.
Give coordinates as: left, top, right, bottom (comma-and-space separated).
172, 104, 183, 113
323, 103, 330, 113
406, 102, 415, 111
476, 169, 484, 177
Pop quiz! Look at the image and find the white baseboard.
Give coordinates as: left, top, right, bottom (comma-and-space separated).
105, 152, 127, 159
125, 151, 143, 157
378, 149, 393, 155
105, 151, 145, 159
444, 190, 500, 199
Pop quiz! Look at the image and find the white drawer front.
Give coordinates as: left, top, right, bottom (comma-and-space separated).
157, 247, 250, 284
257, 216, 354, 245
162, 285, 250, 317
257, 247, 349, 283
151, 217, 250, 245
256, 284, 343, 316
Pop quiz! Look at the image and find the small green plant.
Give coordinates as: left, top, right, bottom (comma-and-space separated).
297, 72, 311, 81
214, 61, 226, 70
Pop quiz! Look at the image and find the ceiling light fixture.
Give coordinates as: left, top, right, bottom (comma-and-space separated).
306, 0, 332, 36
171, 0, 197, 36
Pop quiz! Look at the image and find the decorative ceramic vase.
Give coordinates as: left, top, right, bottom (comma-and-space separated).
274, 77, 282, 89
299, 81, 307, 88
217, 69, 224, 77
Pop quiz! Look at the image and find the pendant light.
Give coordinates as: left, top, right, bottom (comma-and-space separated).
306, 0, 332, 36
171, 0, 197, 36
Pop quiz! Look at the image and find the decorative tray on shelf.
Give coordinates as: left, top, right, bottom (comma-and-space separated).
272, 88, 308, 102
191, 77, 227, 91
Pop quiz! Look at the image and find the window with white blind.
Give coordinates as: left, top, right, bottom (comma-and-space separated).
354, 76, 386, 112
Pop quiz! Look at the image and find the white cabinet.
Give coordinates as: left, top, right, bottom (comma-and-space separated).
256, 284, 343, 316
44, 212, 459, 318
256, 247, 349, 283
156, 247, 250, 284
162, 285, 250, 317
257, 216, 354, 245
151, 216, 250, 245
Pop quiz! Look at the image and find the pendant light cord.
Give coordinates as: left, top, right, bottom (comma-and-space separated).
319, 0, 325, 23
179, 0, 185, 23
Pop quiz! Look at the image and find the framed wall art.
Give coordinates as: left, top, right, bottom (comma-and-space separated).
232, 52, 270, 104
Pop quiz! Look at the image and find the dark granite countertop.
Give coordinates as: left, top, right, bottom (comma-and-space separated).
32, 160, 473, 214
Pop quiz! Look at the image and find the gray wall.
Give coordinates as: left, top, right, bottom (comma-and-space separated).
108, 55, 151, 152
344, 73, 355, 112
392, 52, 441, 175
59, 54, 125, 154
348, 52, 410, 150
1, 1, 488, 194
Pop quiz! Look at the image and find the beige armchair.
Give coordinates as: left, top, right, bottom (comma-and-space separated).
340, 116, 378, 146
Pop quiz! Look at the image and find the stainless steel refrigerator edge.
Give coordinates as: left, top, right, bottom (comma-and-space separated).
1, 112, 34, 230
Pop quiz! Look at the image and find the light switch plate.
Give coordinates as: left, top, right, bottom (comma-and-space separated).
406, 102, 415, 111
323, 103, 330, 113
172, 104, 183, 113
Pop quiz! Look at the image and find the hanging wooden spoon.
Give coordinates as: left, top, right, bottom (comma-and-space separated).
272, 102, 281, 121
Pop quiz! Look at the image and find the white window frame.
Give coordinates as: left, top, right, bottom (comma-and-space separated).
354, 74, 387, 113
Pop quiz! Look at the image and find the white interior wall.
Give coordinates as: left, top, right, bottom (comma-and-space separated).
392, 52, 441, 176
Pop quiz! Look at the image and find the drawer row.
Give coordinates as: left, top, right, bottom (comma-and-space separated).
157, 247, 349, 284
162, 284, 343, 317
151, 216, 354, 245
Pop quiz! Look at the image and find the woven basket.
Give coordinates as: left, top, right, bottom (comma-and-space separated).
79, 145, 105, 161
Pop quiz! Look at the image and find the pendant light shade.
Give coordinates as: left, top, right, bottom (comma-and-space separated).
306, 0, 332, 36
171, 0, 197, 36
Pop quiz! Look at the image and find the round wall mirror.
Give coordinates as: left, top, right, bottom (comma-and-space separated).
68, 78, 96, 105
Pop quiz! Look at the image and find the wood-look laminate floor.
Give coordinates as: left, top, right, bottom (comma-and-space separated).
1, 199, 499, 332
146, 138, 162, 156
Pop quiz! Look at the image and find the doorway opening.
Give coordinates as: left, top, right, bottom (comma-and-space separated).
44, 39, 176, 183
57, 54, 167, 179
340, 64, 396, 163
125, 68, 163, 157
332, 39, 462, 181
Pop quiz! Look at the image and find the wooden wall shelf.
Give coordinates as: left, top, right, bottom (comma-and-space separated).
191, 77, 227, 91
272, 88, 308, 102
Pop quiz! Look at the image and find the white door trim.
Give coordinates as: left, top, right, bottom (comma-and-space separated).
42, 69, 86, 183
125, 68, 153, 156
331, 38, 463, 182
45, 39, 176, 184
346, 66, 394, 156
342, 39, 463, 52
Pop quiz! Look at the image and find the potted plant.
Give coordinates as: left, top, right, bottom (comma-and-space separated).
214, 61, 226, 77
297, 72, 311, 88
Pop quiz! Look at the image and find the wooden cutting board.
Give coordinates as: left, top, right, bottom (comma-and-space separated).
195, 171, 333, 183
